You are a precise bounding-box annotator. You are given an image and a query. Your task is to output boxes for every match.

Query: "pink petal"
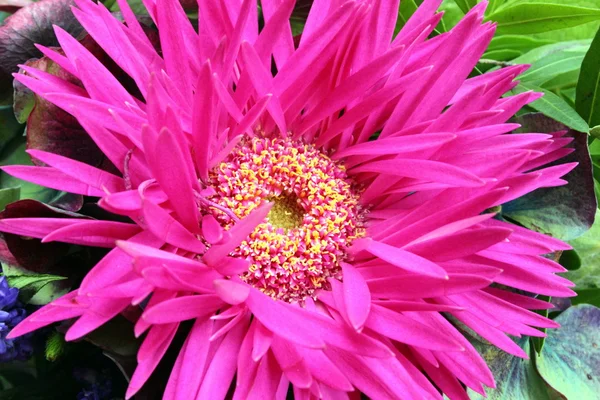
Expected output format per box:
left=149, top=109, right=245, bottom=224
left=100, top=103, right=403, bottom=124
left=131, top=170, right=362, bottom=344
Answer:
left=366, top=304, right=463, bottom=351
left=42, top=220, right=140, bottom=247
left=142, top=295, right=224, bottom=324
left=140, top=199, right=205, bottom=253
left=352, top=238, right=448, bottom=278
left=1, top=166, right=107, bottom=197
left=340, top=262, right=371, bottom=331
left=204, top=202, right=272, bottom=265
left=213, top=279, right=251, bottom=305
left=196, top=315, right=250, bottom=399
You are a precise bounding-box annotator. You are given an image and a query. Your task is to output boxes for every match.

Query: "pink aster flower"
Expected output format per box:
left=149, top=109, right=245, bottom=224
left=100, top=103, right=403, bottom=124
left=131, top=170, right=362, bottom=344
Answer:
left=0, top=0, right=577, bottom=398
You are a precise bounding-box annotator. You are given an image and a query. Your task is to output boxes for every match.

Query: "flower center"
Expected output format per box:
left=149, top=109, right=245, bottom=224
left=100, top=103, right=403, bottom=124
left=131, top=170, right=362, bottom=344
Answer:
left=207, top=136, right=365, bottom=301
left=267, top=194, right=305, bottom=231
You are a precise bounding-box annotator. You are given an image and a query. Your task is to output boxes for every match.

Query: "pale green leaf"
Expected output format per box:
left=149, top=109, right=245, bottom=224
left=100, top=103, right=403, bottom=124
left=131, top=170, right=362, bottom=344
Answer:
left=4, top=273, right=66, bottom=303
left=487, top=4, right=600, bottom=35
left=536, top=305, right=600, bottom=399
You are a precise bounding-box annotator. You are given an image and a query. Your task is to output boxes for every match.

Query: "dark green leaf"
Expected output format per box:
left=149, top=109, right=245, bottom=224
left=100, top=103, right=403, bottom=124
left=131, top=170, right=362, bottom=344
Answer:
left=395, top=0, right=419, bottom=34
left=0, top=187, right=19, bottom=210
left=84, top=316, right=139, bottom=358
left=0, top=104, right=23, bottom=155
left=512, top=83, right=589, bottom=132
left=572, top=288, right=600, bottom=307
left=532, top=295, right=551, bottom=354
left=486, top=4, right=600, bottom=35
left=536, top=305, right=600, bottom=399
left=12, top=78, right=34, bottom=124
left=558, top=249, right=582, bottom=270
left=502, top=113, right=596, bottom=240
left=576, top=26, right=600, bottom=127
left=0, top=137, right=63, bottom=203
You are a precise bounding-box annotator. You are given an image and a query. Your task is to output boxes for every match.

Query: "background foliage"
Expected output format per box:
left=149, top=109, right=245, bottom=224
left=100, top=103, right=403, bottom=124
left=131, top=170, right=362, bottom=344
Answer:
left=0, top=0, right=599, bottom=398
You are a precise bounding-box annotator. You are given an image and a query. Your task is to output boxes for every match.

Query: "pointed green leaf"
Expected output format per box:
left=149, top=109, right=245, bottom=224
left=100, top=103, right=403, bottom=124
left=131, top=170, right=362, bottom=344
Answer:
left=512, top=83, right=589, bottom=132
left=576, top=26, right=600, bottom=128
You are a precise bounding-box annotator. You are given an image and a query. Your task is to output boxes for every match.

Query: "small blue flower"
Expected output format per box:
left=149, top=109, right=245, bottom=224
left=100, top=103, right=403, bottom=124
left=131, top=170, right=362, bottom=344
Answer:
left=0, top=276, right=33, bottom=362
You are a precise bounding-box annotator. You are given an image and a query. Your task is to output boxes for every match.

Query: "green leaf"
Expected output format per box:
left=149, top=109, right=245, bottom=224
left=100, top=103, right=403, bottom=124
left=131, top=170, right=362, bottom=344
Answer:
left=467, top=338, right=553, bottom=399
left=486, top=35, right=555, bottom=54
left=566, top=209, right=600, bottom=290
left=483, top=35, right=555, bottom=62
left=0, top=187, right=19, bottom=210
left=437, top=0, right=464, bottom=32
left=519, top=50, right=586, bottom=86
left=542, top=69, right=581, bottom=92
left=3, top=272, right=66, bottom=303
left=558, top=249, right=582, bottom=271
left=512, top=40, right=591, bottom=65
left=0, top=136, right=62, bottom=203
left=532, top=295, right=551, bottom=354
left=453, top=0, right=477, bottom=14
left=591, top=125, right=600, bottom=139
left=481, top=49, right=522, bottom=62
left=486, top=4, right=600, bottom=35
left=0, top=105, right=23, bottom=155
left=109, top=0, right=147, bottom=15
left=536, top=305, right=600, bottom=399
left=572, top=288, right=600, bottom=307
left=486, top=0, right=505, bottom=15
left=502, top=114, right=596, bottom=240
left=576, top=26, right=600, bottom=128
left=84, top=316, right=139, bottom=358
left=395, top=0, right=419, bottom=34
left=512, top=83, right=589, bottom=132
